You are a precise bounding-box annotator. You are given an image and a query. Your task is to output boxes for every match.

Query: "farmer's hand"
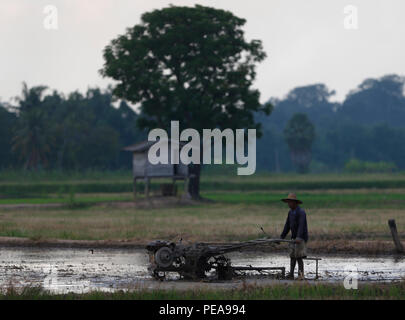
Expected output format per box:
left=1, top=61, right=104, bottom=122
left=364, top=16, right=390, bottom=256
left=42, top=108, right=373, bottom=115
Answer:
left=295, top=238, right=302, bottom=244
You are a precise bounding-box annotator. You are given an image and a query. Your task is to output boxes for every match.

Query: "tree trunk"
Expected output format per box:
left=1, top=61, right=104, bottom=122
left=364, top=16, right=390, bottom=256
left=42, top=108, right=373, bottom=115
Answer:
left=188, top=163, right=202, bottom=200
left=291, top=149, right=312, bottom=173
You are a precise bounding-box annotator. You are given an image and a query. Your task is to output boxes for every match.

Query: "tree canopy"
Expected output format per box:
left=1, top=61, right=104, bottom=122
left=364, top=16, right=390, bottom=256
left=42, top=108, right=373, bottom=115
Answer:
left=1, top=74, right=405, bottom=173
left=5, top=84, right=145, bottom=171
left=256, top=74, right=405, bottom=172
left=100, top=5, right=272, bottom=197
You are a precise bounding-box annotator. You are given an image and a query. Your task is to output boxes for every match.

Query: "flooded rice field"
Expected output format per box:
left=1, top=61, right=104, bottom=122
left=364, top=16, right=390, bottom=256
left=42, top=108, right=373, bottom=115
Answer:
left=0, top=246, right=404, bottom=294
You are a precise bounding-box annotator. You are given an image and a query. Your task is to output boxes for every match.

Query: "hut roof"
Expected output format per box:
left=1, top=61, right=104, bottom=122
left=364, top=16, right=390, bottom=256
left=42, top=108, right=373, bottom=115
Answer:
left=123, top=139, right=185, bottom=153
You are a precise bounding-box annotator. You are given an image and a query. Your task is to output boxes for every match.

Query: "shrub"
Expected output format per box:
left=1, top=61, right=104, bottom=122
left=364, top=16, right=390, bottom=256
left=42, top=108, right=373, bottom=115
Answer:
left=344, top=159, right=397, bottom=173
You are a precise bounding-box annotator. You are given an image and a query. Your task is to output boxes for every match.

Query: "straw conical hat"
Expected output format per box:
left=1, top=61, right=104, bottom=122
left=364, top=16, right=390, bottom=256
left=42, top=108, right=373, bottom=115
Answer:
left=281, top=193, right=302, bottom=204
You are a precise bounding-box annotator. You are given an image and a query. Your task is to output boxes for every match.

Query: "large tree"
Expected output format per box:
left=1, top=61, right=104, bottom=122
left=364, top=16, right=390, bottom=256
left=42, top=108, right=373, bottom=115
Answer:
left=284, top=113, right=315, bottom=173
left=100, top=5, right=272, bottom=198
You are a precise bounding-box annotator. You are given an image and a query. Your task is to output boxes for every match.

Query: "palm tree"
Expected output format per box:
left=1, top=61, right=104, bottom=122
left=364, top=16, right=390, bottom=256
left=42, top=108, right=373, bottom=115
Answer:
left=12, top=83, right=53, bottom=170
left=284, top=113, right=316, bottom=173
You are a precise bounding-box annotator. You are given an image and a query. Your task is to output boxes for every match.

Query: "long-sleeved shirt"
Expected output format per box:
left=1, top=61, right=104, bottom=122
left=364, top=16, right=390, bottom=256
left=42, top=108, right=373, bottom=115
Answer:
left=280, top=205, right=308, bottom=242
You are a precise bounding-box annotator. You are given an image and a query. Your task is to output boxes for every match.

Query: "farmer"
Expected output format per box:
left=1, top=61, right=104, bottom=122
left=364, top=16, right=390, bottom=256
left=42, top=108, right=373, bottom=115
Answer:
left=279, top=193, right=308, bottom=280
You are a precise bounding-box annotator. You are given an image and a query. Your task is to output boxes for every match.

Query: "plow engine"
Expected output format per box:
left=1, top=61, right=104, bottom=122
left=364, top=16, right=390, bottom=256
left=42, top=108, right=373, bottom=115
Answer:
left=146, top=238, right=293, bottom=281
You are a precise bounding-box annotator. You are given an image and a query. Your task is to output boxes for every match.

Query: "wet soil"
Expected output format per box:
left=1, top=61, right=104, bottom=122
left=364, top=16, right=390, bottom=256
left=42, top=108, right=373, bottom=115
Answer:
left=0, top=246, right=404, bottom=294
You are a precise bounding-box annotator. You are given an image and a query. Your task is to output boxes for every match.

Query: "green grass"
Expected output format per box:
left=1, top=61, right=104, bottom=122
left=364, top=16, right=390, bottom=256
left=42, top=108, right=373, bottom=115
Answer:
left=1, top=282, right=405, bottom=300
left=0, top=196, right=404, bottom=243
left=0, top=169, right=132, bottom=183
left=1, top=169, right=405, bottom=183
left=1, top=191, right=404, bottom=210
left=204, top=192, right=405, bottom=209
left=1, top=171, right=405, bottom=245
left=0, top=195, right=133, bottom=206
left=3, top=179, right=405, bottom=198
left=2, top=172, right=405, bottom=197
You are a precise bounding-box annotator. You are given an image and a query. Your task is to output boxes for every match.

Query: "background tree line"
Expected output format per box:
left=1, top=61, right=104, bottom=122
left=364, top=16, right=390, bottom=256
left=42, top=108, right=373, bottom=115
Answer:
left=1, top=74, right=405, bottom=173
left=256, top=74, right=405, bottom=172
left=0, top=84, right=146, bottom=170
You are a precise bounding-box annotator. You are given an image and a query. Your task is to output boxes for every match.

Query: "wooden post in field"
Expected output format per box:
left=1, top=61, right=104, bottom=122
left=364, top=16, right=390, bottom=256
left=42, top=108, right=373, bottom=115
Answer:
left=145, top=177, right=150, bottom=198
left=183, top=177, right=190, bottom=199
left=388, top=219, right=404, bottom=253
left=133, top=178, right=137, bottom=200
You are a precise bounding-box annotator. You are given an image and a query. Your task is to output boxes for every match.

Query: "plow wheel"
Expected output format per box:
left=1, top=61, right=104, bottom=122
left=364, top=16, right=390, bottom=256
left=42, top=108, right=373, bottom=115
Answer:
left=154, top=247, right=174, bottom=268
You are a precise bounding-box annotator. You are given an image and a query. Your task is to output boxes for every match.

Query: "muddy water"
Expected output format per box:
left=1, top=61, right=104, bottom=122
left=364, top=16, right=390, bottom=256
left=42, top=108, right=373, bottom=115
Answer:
left=228, top=251, right=405, bottom=282
left=0, top=246, right=404, bottom=294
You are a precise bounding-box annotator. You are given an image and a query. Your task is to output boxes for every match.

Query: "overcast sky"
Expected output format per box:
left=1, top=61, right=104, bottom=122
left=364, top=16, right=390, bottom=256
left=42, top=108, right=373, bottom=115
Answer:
left=1, top=0, right=405, bottom=105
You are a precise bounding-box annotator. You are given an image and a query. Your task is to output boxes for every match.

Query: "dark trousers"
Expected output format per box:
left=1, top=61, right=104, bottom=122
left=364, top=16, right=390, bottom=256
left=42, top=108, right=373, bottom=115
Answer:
left=290, top=257, right=304, bottom=276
